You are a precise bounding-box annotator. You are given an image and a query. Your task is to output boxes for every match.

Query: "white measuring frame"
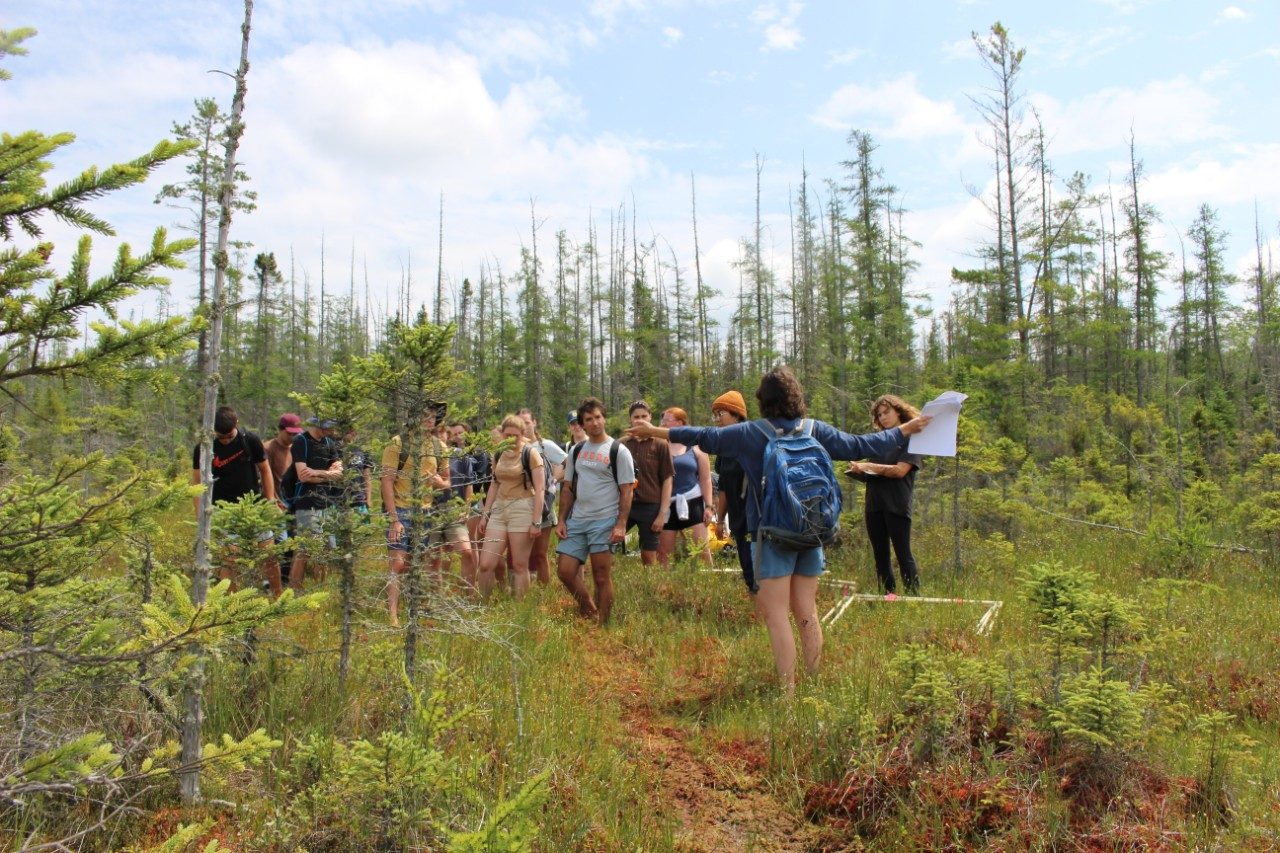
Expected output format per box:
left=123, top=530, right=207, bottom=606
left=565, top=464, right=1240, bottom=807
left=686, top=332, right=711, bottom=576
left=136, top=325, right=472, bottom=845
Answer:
left=699, top=568, right=1002, bottom=634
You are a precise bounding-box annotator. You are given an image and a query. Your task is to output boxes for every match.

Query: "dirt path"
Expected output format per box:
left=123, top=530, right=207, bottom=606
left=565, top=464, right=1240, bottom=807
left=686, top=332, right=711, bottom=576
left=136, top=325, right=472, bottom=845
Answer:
left=580, top=630, right=822, bottom=853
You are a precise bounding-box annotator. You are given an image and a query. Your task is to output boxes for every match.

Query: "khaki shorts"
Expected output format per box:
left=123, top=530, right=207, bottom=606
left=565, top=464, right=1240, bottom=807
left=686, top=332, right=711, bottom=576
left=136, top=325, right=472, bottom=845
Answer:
left=488, top=496, right=535, bottom=534
left=427, top=520, right=470, bottom=547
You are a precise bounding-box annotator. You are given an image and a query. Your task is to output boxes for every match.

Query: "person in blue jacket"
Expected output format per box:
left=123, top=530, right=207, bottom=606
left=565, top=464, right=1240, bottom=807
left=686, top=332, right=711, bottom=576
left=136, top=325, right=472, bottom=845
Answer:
left=627, top=365, right=930, bottom=693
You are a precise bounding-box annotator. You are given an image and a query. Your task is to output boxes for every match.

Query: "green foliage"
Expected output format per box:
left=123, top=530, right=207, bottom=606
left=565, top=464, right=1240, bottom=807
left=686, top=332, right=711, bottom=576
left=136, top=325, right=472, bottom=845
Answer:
left=209, top=493, right=287, bottom=580
left=279, top=665, right=545, bottom=851
left=0, top=27, right=36, bottom=81
left=1048, top=667, right=1134, bottom=751
left=125, top=820, right=226, bottom=853
left=1234, top=453, right=1280, bottom=559
left=891, top=644, right=958, bottom=761
left=1189, top=710, right=1257, bottom=825
left=447, top=770, right=550, bottom=853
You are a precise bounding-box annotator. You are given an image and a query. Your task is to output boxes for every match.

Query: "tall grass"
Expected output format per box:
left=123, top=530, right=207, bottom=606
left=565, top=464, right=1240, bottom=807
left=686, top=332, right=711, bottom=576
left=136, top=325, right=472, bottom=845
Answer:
left=174, top=513, right=1279, bottom=850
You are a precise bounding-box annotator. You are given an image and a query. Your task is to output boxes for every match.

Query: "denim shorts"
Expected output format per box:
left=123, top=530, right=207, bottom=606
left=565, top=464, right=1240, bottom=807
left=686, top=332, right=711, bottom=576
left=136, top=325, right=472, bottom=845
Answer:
left=557, top=516, right=618, bottom=563
left=754, top=537, right=824, bottom=581
left=388, top=507, right=418, bottom=553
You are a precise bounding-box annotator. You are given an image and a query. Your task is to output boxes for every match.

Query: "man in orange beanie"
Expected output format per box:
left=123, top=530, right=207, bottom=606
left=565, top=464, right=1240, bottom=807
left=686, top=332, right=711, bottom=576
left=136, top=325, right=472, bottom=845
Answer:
left=711, top=390, right=754, bottom=591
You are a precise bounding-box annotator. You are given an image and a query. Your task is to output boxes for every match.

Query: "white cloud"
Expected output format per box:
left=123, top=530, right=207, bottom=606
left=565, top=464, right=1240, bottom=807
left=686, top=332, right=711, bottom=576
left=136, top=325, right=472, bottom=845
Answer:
left=1024, top=26, right=1135, bottom=67
left=1092, top=0, right=1156, bottom=13
left=0, top=52, right=208, bottom=143
left=662, top=25, right=684, bottom=45
left=750, top=2, right=804, bottom=52
left=213, top=37, right=673, bottom=315
left=1029, top=76, right=1228, bottom=155
left=1217, top=6, right=1249, bottom=22
left=454, top=15, right=579, bottom=69
left=941, top=37, right=973, bottom=61
left=824, top=48, right=863, bottom=68
left=1141, top=144, right=1280, bottom=219
left=812, top=74, right=969, bottom=141
left=903, top=195, right=997, bottom=307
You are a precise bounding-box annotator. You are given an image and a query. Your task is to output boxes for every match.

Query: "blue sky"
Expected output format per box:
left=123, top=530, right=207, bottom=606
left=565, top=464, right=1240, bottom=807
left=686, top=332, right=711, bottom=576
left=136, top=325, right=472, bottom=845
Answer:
left=5, top=0, right=1278, bottom=331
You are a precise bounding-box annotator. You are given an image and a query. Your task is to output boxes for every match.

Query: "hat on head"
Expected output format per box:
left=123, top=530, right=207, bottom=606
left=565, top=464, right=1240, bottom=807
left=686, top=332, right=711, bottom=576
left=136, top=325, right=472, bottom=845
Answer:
left=567, top=410, right=580, bottom=425
left=308, top=416, right=340, bottom=429
left=712, top=390, right=748, bottom=420
left=278, top=413, right=304, bottom=434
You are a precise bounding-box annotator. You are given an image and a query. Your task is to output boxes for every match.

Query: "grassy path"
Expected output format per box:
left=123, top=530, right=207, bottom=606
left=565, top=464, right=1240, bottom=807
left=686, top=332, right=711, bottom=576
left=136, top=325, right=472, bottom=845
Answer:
left=577, top=598, right=821, bottom=853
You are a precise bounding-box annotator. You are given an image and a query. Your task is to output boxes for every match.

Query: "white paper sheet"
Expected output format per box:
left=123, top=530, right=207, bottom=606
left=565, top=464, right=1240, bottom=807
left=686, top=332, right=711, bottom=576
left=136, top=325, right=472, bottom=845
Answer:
left=907, top=390, right=967, bottom=457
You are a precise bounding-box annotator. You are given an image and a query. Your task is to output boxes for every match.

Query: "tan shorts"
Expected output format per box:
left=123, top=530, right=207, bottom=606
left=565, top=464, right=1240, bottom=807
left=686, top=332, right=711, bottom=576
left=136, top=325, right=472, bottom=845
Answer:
left=427, top=521, right=470, bottom=547
left=488, top=496, right=535, bottom=534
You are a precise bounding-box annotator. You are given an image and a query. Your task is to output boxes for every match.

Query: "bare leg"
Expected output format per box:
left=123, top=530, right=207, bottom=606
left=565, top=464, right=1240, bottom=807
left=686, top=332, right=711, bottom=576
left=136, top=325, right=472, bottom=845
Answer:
left=657, top=529, right=676, bottom=567
left=467, top=515, right=484, bottom=561
left=589, top=551, right=615, bottom=625
left=557, top=552, right=597, bottom=619
left=387, top=549, right=406, bottom=628
left=477, top=530, right=507, bottom=599
left=257, top=539, right=283, bottom=597
left=289, top=552, right=307, bottom=590
left=790, top=574, right=822, bottom=677
left=756, top=576, right=797, bottom=693
left=453, top=536, right=478, bottom=593
left=529, top=527, right=553, bottom=584
left=508, top=530, right=536, bottom=598
left=688, top=522, right=713, bottom=566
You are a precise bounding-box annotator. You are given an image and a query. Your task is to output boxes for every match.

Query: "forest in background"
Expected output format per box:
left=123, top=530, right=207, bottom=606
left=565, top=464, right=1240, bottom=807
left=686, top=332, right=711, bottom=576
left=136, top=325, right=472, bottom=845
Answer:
left=3, top=13, right=1279, bottom=851
left=63, top=21, right=1276, bottom=564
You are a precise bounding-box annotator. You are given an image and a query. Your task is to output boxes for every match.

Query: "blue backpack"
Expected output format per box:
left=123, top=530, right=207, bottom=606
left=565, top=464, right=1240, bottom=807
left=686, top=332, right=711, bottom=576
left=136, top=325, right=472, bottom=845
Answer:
left=752, top=419, right=842, bottom=550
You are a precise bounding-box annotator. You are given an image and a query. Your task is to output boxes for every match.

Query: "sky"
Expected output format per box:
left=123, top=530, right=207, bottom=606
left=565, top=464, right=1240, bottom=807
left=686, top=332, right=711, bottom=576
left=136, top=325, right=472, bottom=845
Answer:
left=5, top=0, right=1279, bottom=334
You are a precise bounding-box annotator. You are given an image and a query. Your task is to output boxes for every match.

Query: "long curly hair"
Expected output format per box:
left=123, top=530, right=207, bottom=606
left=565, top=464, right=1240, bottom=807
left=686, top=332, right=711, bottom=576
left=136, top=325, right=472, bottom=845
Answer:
left=756, top=366, right=807, bottom=419
left=870, top=394, right=919, bottom=428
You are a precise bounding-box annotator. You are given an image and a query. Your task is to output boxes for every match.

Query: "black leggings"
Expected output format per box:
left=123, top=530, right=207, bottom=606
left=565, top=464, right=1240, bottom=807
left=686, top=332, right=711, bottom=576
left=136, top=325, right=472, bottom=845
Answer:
left=865, top=511, right=919, bottom=594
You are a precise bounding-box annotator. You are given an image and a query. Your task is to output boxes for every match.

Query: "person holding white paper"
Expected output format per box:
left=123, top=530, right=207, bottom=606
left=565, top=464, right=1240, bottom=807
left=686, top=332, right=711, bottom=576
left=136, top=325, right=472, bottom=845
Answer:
left=845, top=394, right=923, bottom=597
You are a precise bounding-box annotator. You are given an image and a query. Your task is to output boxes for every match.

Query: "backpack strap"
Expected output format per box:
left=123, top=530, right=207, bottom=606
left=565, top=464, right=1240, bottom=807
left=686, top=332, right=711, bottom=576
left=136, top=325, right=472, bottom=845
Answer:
left=397, top=436, right=446, bottom=474
left=752, top=418, right=779, bottom=441
left=570, top=441, right=584, bottom=491
left=521, top=444, right=533, bottom=491
left=397, top=435, right=410, bottom=472
left=292, top=432, right=310, bottom=502
left=241, top=431, right=263, bottom=493
left=569, top=439, right=622, bottom=490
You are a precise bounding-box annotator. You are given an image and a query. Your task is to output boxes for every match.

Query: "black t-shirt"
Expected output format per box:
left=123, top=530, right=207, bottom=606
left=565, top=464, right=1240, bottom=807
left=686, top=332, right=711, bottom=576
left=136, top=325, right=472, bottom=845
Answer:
left=443, top=451, right=475, bottom=503
left=192, top=430, right=266, bottom=504
left=469, top=450, right=492, bottom=496
left=342, top=444, right=374, bottom=508
left=290, top=432, right=342, bottom=511
left=863, top=443, right=923, bottom=517
left=714, top=453, right=747, bottom=535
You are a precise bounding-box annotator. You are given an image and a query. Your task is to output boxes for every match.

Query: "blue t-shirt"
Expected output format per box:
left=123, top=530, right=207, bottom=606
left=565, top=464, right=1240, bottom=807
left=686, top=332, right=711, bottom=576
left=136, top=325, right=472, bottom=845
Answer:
left=668, top=419, right=906, bottom=534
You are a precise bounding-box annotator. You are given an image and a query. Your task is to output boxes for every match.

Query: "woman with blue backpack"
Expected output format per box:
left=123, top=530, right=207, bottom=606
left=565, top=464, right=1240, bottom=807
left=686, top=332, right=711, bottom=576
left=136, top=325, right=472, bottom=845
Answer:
left=627, top=366, right=931, bottom=693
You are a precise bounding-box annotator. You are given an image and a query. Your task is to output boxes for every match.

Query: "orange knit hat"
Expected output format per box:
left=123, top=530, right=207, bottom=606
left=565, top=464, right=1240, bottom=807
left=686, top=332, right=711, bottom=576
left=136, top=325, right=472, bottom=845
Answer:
left=712, top=390, right=748, bottom=420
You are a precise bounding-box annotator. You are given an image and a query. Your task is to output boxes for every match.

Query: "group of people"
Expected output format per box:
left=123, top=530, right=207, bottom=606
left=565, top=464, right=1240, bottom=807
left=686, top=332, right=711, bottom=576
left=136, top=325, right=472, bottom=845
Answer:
left=193, top=365, right=931, bottom=691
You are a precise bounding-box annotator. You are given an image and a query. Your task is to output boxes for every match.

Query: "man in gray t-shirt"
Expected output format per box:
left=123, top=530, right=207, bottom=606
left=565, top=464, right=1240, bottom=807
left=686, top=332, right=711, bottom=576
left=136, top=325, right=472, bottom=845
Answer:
left=556, top=398, right=636, bottom=624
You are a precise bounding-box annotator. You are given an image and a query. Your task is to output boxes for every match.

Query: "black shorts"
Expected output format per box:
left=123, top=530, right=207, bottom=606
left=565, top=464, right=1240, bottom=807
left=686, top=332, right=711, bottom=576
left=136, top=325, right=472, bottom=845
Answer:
left=664, top=497, right=706, bottom=532
left=626, top=501, right=662, bottom=552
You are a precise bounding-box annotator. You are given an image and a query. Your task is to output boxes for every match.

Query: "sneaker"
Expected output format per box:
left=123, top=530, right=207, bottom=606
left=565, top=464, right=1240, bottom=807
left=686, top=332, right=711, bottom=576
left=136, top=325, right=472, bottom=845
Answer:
left=884, top=592, right=898, bottom=601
